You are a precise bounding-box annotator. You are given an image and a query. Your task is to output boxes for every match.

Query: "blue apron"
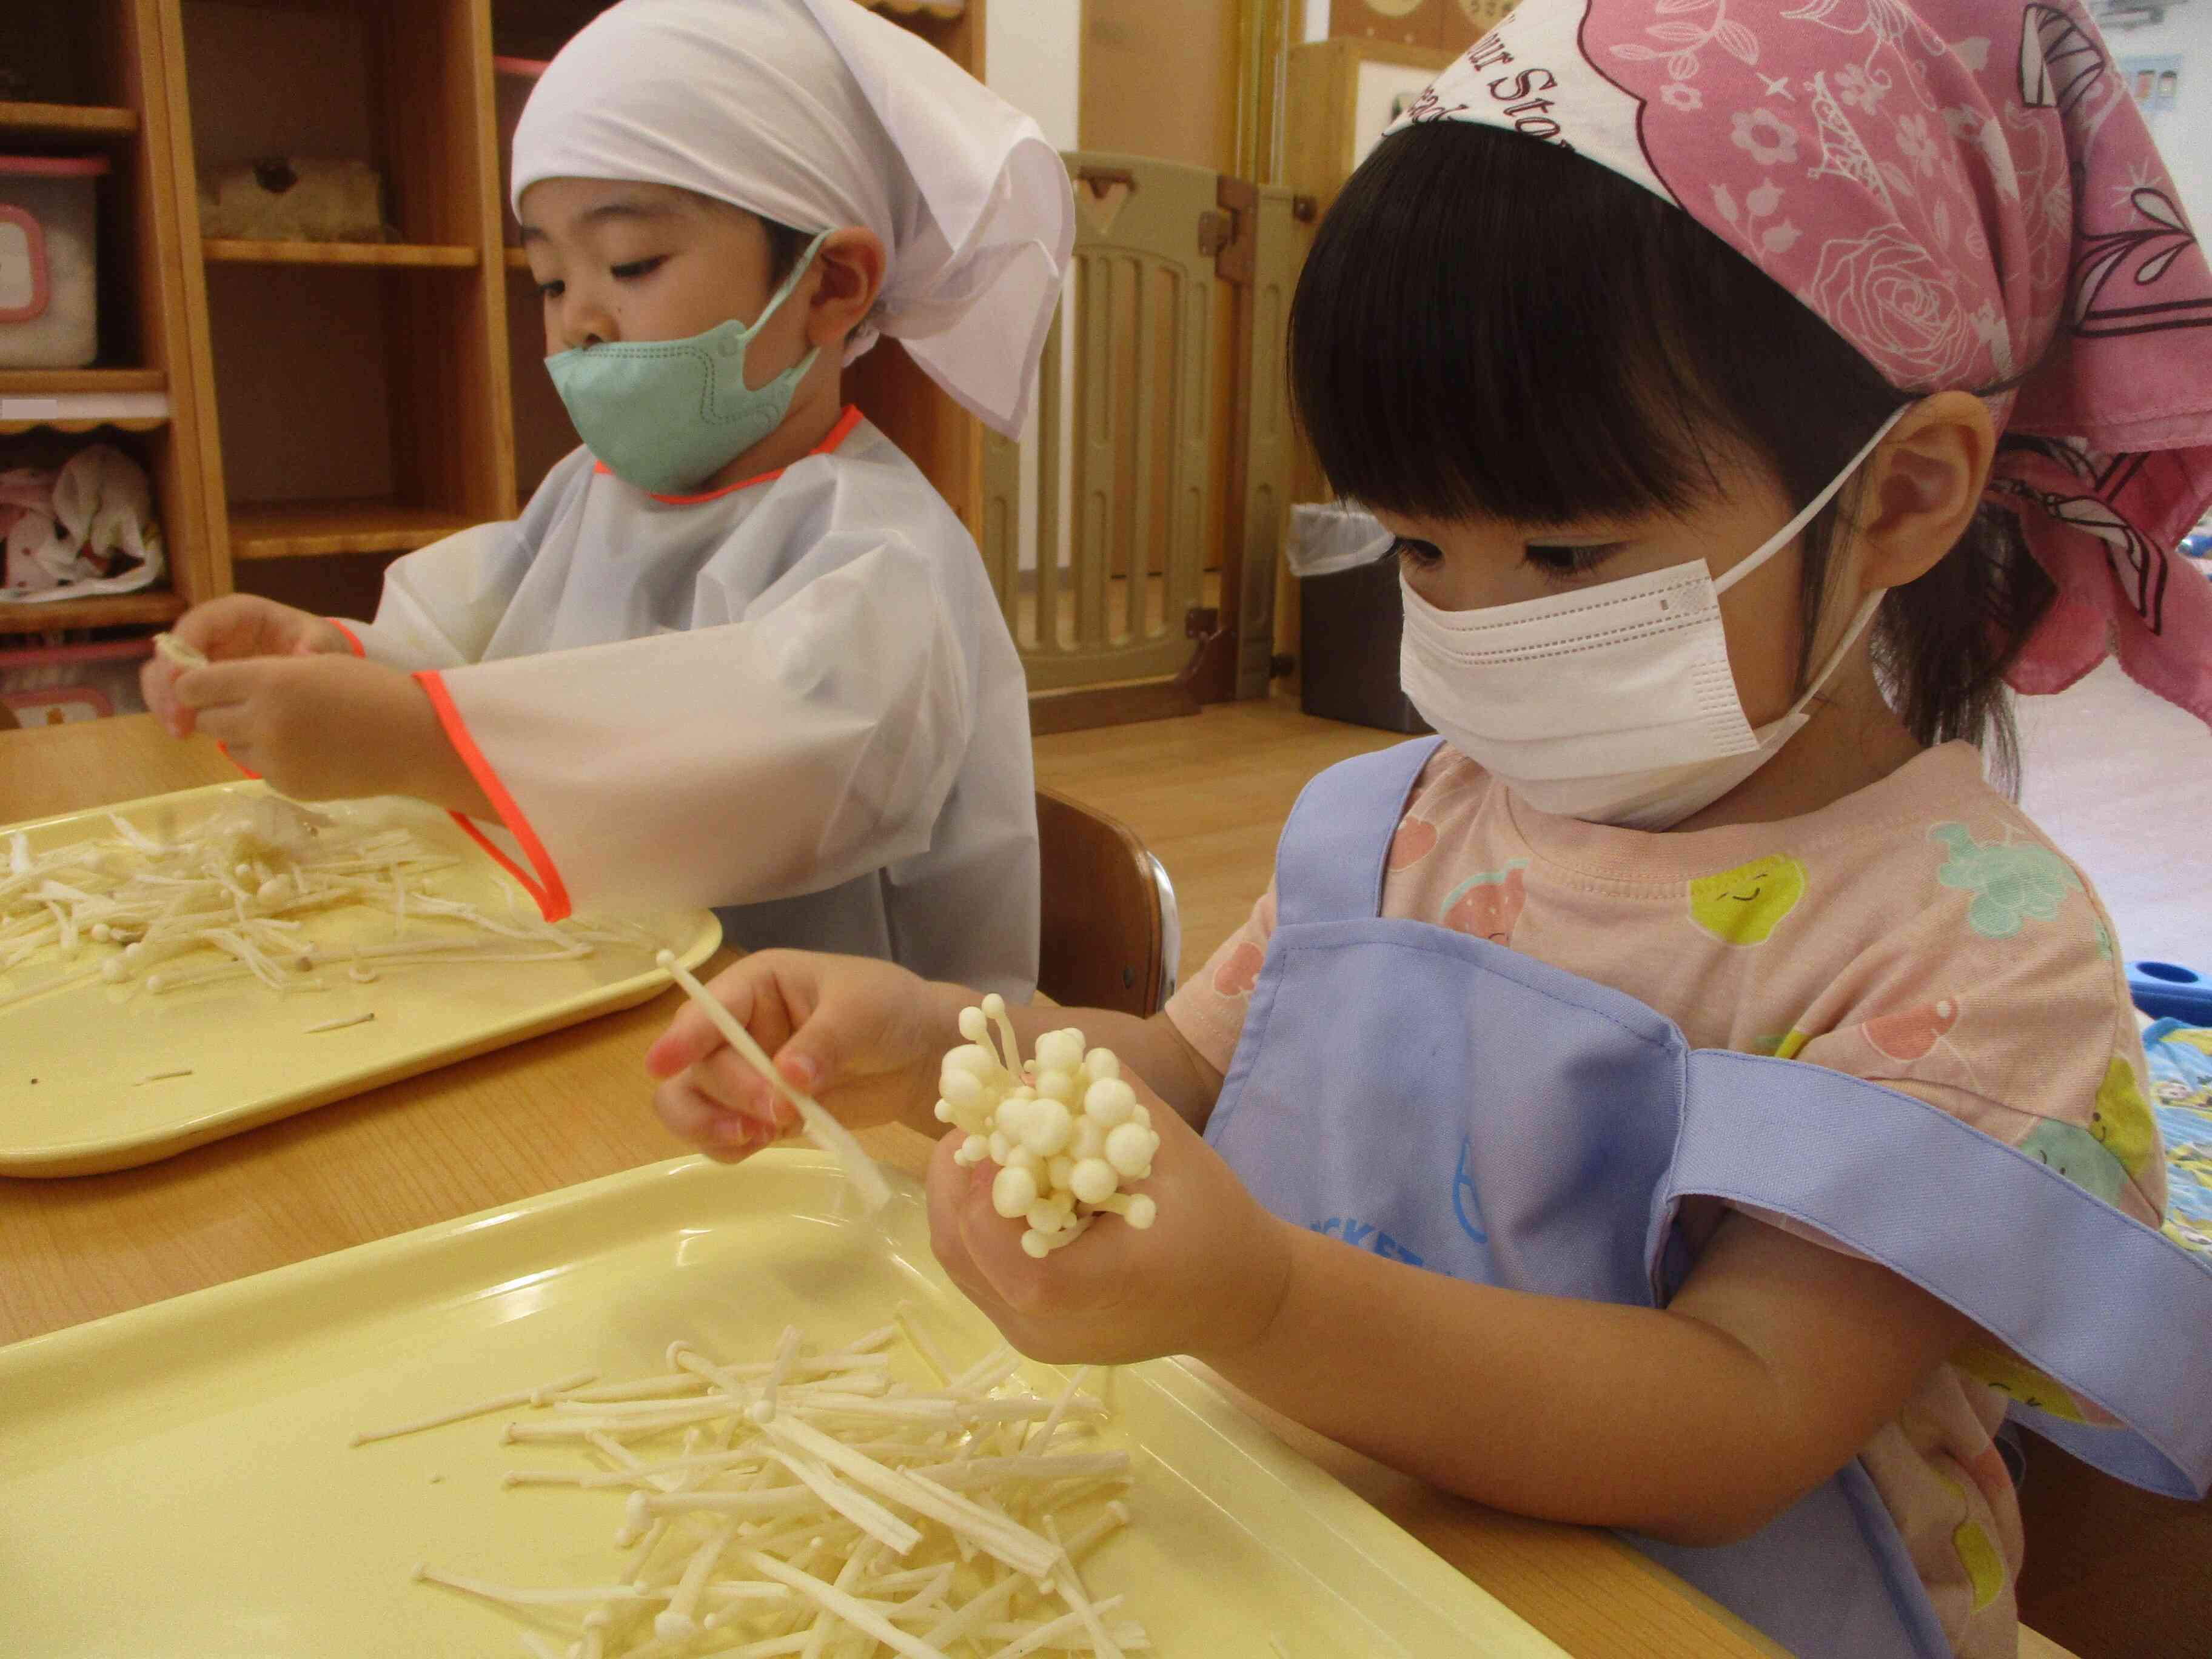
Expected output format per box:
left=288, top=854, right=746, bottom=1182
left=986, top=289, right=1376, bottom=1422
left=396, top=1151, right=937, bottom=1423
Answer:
left=1204, top=739, right=2212, bottom=1659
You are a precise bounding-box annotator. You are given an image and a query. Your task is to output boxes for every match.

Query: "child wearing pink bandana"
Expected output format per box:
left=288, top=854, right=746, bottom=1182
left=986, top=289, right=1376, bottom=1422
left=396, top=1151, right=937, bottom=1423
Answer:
left=647, top=3, right=2212, bottom=1653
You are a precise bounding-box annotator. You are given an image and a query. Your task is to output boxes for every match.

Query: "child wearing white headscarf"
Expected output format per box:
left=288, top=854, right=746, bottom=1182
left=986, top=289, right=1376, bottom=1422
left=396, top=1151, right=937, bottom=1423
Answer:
left=146, top=0, right=1072, bottom=1000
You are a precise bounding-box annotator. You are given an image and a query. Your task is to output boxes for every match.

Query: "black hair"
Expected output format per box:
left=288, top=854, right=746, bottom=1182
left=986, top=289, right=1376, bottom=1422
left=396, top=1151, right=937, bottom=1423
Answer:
left=760, top=215, right=812, bottom=286
left=1289, top=120, right=2056, bottom=788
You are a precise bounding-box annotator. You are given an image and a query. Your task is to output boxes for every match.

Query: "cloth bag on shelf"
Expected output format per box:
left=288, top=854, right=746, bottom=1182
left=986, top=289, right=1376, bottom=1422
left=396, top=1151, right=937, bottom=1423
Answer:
left=0, top=443, right=164, bottom=602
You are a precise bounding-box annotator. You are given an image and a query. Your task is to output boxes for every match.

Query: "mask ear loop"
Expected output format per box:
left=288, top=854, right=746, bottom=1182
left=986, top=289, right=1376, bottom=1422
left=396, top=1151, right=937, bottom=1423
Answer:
left=1712, top=405, right=1912, bottom=597
left=1726, top=404, right=1914, bottom=720
left=735, top=228, right=836, bottom=391
left=757, top=229, right=834, bottom=324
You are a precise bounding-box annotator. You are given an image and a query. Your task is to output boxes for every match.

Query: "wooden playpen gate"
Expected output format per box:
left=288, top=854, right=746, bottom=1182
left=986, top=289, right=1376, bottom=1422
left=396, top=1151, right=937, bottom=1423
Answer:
left=979, top=153, right=1301, bottom=732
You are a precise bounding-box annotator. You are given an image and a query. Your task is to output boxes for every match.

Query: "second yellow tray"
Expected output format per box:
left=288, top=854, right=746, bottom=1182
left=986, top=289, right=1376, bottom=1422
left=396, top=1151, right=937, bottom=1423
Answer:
left=0, top=780, right=720, bottom=1175
left=0, top=1150, right=1567, bottom=1657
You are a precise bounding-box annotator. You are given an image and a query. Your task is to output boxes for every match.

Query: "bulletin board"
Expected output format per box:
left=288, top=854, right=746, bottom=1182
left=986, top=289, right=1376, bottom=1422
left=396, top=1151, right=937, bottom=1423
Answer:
left=2120, top=52, right=2183, bottom=148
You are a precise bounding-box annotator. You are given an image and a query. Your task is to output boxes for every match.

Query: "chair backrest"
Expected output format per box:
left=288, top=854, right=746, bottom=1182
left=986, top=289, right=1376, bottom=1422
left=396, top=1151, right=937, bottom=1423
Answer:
left=1034, top=787, right=1181, bottom=1017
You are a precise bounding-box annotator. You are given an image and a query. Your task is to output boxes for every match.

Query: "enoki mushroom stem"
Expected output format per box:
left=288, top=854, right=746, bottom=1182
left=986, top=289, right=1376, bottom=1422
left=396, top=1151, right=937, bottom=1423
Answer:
left=390, top=1321, right=1141, bottom=1658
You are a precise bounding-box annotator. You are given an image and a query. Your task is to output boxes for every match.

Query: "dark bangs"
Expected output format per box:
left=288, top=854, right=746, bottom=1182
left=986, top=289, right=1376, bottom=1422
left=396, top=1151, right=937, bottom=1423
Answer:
left=1289, top=119, right=1895, bottom=526
left=1289, top=118, right=2060, bottom=782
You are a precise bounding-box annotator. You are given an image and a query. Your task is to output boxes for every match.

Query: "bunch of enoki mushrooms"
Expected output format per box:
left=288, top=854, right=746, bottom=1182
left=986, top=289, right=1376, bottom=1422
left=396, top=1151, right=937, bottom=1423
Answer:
left=1, top=789, right=643, bottom=1016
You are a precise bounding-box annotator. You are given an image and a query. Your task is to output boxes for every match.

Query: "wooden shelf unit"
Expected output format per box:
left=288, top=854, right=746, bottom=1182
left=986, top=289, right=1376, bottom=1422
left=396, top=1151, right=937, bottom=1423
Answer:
left=202, top=238, right=480, bottom=268
left=0, top=101, right=141, bottom=137
left=227, top=499, right=477, bottom=560
left=0, top=589, right=186, bottom=634
left=0, top=1, right=213, bottom=642
left=0, top=368, right=166, bottom=395
left=161, top=0, right=512, bottom=594
left=0, top=417, right=167, bottom=436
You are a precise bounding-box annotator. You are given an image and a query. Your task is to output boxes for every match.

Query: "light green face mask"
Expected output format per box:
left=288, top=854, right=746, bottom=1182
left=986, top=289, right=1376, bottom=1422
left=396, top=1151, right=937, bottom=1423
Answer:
left=546, top=229, right=830, bottom=495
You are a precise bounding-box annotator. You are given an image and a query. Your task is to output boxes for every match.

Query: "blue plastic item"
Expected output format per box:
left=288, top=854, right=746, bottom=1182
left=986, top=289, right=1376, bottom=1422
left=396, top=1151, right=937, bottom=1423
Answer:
left=2127, top=960, right=2212, bottom=1023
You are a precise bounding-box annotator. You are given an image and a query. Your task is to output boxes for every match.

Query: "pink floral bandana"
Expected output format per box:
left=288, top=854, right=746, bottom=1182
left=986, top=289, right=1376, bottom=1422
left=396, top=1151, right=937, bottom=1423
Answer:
left=1388, top=0, right=2212, bottom=728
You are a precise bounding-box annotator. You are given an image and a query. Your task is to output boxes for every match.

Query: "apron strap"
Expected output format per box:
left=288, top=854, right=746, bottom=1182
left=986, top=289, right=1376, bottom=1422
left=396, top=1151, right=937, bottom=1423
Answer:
left=1669, top=1050, right=2212, bottom=1500
left=1274, top=737, right=1446, bottom=929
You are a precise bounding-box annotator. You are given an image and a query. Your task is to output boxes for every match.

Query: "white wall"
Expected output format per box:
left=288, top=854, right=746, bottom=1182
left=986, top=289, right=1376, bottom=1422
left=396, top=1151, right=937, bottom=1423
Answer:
left=2102, top=3, right=2212, bottom=235
left=987, top=0, right=1081, bottom=148
left=985, top=0, right=1081, bottom=578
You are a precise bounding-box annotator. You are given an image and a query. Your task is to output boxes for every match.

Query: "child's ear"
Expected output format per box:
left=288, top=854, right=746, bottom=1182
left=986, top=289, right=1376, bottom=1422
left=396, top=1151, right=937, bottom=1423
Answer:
left=1854, top=391, right=1998, bottom=589
left=806, top=228, right=886, bottom=349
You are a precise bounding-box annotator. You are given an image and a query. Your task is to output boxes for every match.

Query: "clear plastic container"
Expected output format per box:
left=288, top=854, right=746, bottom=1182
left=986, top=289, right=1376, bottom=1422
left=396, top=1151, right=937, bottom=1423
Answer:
left=0, top=155, right=110, bottom=369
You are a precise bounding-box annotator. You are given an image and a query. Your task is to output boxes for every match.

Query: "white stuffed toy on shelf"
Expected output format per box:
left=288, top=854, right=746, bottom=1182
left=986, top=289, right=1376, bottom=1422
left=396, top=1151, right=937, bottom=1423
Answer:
left=935, top=995, right=1161, bottom=1257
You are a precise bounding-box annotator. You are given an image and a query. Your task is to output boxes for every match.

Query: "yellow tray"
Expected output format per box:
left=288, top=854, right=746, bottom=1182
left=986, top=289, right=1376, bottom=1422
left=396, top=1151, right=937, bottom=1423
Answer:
left=0, top=781, right=721, bottom=1176
left=0, top=1151, right=1567, bottom=1657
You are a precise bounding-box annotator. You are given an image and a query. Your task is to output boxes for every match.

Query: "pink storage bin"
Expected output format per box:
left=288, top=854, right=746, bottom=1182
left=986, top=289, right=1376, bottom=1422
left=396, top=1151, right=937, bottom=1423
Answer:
left=0, top=156, right=110, bottom=370
left=0, top=636, right=150, bottom=728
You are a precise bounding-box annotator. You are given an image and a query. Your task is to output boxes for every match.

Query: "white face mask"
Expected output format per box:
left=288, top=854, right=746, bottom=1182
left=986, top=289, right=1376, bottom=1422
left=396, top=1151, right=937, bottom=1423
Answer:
left=1397, top=410, right=1906, bottom=831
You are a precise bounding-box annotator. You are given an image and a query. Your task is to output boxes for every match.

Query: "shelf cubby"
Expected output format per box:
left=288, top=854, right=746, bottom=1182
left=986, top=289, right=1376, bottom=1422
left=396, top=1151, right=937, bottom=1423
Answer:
left=0, top=0, right=213, bottom=642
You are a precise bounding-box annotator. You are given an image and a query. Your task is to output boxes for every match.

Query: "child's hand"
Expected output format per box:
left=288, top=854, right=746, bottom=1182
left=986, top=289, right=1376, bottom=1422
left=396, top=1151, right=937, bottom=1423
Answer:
left=925, top=1072, right=1295, bottom=1368
left=141, top=595, right=354, bottom=739
left=172, top=653, right=463, bottom=804
left=646, top=951, right=957, bottom=1162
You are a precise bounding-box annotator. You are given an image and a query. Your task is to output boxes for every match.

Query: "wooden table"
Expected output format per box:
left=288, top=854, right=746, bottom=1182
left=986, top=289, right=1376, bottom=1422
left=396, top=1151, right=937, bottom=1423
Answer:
left=0, top=714, right=1781, bottom=1659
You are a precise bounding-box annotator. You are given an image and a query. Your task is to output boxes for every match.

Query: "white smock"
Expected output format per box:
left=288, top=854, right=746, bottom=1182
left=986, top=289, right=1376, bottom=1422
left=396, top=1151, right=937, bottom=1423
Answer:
left=345, top=414, right=1039, bottom=1001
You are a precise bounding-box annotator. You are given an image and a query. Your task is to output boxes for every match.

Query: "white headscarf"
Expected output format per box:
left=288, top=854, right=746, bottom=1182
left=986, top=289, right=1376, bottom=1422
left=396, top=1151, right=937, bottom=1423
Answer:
left=511, top=0, right=1073, bottom=438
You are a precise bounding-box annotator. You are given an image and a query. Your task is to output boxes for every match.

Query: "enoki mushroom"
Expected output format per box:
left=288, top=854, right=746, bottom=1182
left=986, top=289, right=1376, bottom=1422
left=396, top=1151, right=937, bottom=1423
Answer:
left=934, top=1000, right=1161, bottom=1259
left=0, top=794, right=648, bottom=1014
left=153, top=631, right=209, bottom=671
left=380, top=1315, right=1145, bottom=1658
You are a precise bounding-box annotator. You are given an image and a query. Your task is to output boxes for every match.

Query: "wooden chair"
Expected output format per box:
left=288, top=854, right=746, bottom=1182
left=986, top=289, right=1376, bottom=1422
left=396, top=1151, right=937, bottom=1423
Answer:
left=1034, top=788, right=1179, bottom=1017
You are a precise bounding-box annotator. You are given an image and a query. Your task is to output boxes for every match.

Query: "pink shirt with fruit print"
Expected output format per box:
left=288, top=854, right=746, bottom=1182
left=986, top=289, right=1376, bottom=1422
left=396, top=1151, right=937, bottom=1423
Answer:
left=1167, top=740, right=2164, bottom=1659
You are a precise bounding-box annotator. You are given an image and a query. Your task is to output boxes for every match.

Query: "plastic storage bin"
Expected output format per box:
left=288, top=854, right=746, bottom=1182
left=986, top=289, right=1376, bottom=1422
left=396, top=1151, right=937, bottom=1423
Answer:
left=0, top=155, right=108, bottom=369
left=1287, top=501, right=1430, bottom=734
left=0, top=637, right=151, bottom=728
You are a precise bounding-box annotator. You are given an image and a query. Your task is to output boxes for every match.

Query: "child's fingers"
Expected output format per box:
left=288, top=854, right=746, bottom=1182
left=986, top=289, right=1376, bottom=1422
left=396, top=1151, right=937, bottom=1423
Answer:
left=644, top=956, right=846, bottom=1096
left=139, top=657, right=192, bottom=739
left=925, top=1134, right=1008, bottom=1311
left=646, top=962, right=775, bottom=1077
left=172, top=660, right=264, bottom=712
left=188, top=703, right=246, bottom=745
left=762, top=968, right=893, bottom=1096
left=652, top=1074, right=780, bottom=1162
left=688, top=1047, right=803, bottom=1130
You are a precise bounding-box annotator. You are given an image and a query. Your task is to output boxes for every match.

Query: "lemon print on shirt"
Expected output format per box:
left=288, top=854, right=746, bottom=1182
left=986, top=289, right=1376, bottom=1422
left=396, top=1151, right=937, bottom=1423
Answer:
left=2091, top=1056, right=2158, bottom=1182
left=1954, top=1341, right=2102, bottom=1423
left=1934, top=1474, right=2006, bottom=1613
left=1688, top=854, right=1808, bottom=946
